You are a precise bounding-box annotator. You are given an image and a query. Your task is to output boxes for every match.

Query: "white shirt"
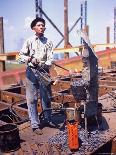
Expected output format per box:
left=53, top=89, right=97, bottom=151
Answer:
left=19, top=35, right=53, bottom=67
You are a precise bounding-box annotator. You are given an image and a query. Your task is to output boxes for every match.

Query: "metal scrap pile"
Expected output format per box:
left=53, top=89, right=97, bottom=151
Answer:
left=49, top=127, right=116, bottom=155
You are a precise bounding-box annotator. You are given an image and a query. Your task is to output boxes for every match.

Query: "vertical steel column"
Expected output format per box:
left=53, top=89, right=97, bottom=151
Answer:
left=80, top=3, right=83, bottom=44
left=114, top=7, right=116, bottom=43
left=84, top=1, right=89, bottom=36
left=64, top=0, right=69, bottom=58
left=84, top=1, right=87, bottom=26
left=35, top=0, right=42, bottom=18
left=55, top=17, right=81, bottom=48
left=81, top=1, right=88, bottom=42
left=106, top=26, right=110, bottom=44
left=39, top=0, right=42, bottom=18
left=0, top=17, right=4, bottom=53
left=35, top=0, right=39, bottom=18
left=84, top=25, right=89, bottom=36
left=80, top=3, right=83, bottom=30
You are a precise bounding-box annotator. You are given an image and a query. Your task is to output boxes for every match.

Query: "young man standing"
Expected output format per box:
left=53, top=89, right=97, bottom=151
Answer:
left=19, top=18, right=54, bottom=134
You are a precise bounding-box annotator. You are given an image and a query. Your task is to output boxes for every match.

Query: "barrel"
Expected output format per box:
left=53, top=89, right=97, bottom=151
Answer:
left=0, top=123, right=21, bottom=153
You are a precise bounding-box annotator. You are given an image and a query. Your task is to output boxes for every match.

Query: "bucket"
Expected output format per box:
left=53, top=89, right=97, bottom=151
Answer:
left=0, top=123, right=21, bottom=153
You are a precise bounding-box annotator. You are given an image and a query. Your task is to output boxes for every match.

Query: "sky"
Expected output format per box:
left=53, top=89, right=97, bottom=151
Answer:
left=0, top=0, right=116, bottom=52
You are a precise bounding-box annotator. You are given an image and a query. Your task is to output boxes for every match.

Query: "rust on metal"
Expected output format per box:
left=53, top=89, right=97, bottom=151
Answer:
left=0, top=68, right=115, bottom=154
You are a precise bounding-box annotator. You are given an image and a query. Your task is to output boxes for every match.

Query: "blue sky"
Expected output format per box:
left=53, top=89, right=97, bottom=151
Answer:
left=0, top=0, right=116, bottom=52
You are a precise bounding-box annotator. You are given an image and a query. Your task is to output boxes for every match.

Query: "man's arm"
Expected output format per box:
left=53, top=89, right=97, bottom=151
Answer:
left=45, top=41, right=53, bottom=66
left=19, top=39, right=31, bottom=63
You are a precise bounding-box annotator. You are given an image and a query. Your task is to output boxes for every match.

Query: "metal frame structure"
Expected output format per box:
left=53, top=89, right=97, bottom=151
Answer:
left=35, top=0, right=42, bottom=18
left=0, top=17, right=4, bottom=53
left=114, top=7, right=116, bottom=43
left=35, top=0, right=83, bottom=49
left=80, top=1, right=88, bottom=43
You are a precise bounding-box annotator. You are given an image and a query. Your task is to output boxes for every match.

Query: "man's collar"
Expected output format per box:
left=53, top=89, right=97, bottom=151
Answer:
left=35, top=34, right=44, bottom=40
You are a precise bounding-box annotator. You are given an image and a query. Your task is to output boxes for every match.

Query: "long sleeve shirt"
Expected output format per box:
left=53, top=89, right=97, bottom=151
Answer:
left=19, top=35, right=53, bottom=67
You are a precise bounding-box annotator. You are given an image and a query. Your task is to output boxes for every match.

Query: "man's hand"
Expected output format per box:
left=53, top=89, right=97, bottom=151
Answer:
left=28, top=56, right=42, bottom=65
left=31, top=58, right=37, bottom=64
left=28, top=57, right=40, bottom=65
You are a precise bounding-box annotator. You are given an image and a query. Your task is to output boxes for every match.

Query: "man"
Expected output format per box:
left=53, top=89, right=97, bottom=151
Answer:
left=19, top=17, right=54, bottom=134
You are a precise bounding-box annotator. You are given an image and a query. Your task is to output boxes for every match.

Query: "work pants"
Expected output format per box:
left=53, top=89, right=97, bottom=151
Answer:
left=26, top=66, right=52, bottom=129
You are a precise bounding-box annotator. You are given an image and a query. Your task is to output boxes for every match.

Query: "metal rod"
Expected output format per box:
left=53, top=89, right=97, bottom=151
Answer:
left=52, top=62, right=70, bottom=72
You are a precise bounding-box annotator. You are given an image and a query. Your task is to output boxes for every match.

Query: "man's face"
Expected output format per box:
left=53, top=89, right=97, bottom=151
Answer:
left=33, top=21, right=45, bottom=35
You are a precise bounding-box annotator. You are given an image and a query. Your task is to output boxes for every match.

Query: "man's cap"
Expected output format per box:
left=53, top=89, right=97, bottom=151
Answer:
left=30, top=18, right=45, bottom=29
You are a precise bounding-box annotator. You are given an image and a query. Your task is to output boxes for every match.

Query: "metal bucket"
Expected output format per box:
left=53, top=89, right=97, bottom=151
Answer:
left=0, top=123, right=21, bottom=153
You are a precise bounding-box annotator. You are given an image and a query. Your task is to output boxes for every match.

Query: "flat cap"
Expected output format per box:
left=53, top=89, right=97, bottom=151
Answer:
left=30, top=18, right=45, bottom=29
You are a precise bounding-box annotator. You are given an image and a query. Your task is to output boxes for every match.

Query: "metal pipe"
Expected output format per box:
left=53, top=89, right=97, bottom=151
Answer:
left=64, top=0, right=69, bottom=47
left=106, top=26, right=110, bottom=44
left=64, top=0, right=69, bottom=58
